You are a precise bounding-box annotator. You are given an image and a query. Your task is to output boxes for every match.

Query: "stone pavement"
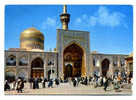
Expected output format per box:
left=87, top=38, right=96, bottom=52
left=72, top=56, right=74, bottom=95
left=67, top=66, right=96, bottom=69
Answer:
left=5, top=82, right=132, bottom=95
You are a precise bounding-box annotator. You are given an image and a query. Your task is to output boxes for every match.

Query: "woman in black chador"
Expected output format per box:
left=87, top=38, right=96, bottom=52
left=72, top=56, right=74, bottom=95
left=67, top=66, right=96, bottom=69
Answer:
left=73, top=78, right=77, bottom=87
left=33, top=78, right=36, bottom=89
left=55, top=78, right=59, bottom=87
left=4, top=80, right=10, bottom=91
left=43, top=78, right=47, bottom=88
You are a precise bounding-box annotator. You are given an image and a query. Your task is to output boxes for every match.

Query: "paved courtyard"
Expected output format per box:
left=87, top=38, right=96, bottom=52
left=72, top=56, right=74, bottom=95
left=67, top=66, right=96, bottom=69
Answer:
left=5, top=82, right=132, bottom=95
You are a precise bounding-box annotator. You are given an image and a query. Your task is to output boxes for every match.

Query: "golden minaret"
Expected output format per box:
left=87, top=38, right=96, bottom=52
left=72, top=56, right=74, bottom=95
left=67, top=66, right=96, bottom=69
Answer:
left=60, top=5, right=70, bottom=30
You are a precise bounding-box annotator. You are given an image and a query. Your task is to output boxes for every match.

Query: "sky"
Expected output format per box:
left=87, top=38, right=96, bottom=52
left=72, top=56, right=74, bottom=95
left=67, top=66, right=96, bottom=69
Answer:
left=5, top=5, right=133, bottom=54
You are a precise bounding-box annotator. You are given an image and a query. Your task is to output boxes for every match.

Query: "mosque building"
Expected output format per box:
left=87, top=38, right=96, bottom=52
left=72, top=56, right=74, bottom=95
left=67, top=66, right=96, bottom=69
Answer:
left=5, top=5, right=132, bottom=81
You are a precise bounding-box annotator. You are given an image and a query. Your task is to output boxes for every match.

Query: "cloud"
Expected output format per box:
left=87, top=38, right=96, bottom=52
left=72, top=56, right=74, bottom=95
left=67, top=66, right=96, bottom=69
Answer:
left=90, top=16, right=97, bottom=26
left=74, top=6, right=127, bottom=28
left=74, top=14, right=89, bottom=27
left=46, top=17, right=56, bottom=26
left=82, top=14, right=88, bottom=20
left=75, top=18, right=82, bottom=23
left=41, top=17, right=59, bottom=30
left=90, top=6, right=126, bottom=27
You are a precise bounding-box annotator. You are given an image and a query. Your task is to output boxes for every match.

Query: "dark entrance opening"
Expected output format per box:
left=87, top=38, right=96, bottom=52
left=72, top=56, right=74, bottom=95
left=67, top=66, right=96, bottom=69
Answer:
left=5, top=72, right=15, bottom=83
left=64, top=64, right=73, bottom=79
left=101, top=59, right=110, bottom=76
left=63, top=43, right=83, bottom=79
left=31, top=58, right=44, bottom=78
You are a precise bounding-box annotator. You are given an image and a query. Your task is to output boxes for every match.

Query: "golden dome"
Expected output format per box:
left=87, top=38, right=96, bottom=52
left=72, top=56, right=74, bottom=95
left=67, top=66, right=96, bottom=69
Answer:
left=20, top=27, right=44, bottom=40
left=20, top=27, right=44, bottom=50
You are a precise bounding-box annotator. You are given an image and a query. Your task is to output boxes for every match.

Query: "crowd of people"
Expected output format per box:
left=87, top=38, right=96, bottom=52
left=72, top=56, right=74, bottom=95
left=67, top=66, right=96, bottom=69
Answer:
left=5, top=77, right=25, bottom=93
left=88, top=71, right=133, bottom=91
left=4, top=77, right=60, bottom=93
left=4, top=71, right=132, bottom=93
left=29, top=77, right=60, bottom=89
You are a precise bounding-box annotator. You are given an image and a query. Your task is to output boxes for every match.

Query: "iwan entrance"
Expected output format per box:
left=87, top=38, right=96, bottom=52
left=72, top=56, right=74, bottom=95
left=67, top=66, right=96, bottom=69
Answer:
left=31, top=58, right=44, bottom=78
left=63, top=43, right=84, bottom=80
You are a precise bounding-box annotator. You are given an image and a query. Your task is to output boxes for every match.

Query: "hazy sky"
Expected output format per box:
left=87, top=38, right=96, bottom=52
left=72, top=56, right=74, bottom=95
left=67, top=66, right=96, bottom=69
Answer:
left=5, top=5, right=133, bottom=54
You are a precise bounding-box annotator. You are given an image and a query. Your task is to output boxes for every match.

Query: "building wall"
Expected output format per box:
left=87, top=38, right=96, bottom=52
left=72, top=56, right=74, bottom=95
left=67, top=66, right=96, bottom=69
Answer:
left=5, top=50, right=58, bottom=81
left=56, top=29, right=90, bottom=78
left=5, top=50, right=129, bottom=81
left=125, top=57, right=133, bottom=75
left=90, top=53, right=128, bottom=77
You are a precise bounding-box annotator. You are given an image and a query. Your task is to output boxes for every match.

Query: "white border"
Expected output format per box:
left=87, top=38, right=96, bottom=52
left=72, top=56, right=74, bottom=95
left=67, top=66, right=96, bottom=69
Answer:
left=0, top=0, right=135, bottom=99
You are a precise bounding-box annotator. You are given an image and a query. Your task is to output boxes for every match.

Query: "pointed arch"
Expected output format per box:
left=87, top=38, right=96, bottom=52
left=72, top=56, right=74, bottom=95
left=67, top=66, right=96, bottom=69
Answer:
left=63, top=42, right=85, bottom=79
left=6, top=55, right=16, bottom=66
left=31, top=57, right=44, bottom=78
left=101, top=58, right=110, bottom=76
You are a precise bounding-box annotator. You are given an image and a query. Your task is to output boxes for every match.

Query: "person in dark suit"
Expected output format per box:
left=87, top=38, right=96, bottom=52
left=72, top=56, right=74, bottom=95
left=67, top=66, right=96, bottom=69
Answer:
left=35, top=77, right=39, bottom=89
left=33, top=78, right=36, bottom=89
left=29, top=77, right=33, bottom=89
left=48, top=79, right=53, bottom=88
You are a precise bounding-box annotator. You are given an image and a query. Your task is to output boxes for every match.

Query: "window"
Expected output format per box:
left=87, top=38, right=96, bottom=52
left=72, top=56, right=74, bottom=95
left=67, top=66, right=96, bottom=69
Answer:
left=120, top=59, right=125, bottom=66
left=6, top=55, right=16, bottom=66
left=18, top=72, right=26, bottom=80
left=48, top=60, right=54, bottom=66
left=129, top=63, right=133, bottom=71
left=19, top=56, right=28, bottom=66
left=93, top=58, right=96, bottom=66
left=113, top=60, right=117, bottom=66
left=96, top=60, right=100, bottom=66
left=93, top=58, right=99, bottom=67
left=5, top=71, right=15, bottom=82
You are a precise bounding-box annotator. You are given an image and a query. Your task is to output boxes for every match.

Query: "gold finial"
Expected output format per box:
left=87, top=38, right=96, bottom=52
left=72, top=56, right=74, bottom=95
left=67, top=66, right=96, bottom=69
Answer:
left=63, top=5, right=67, bottom=13
left=60, top=5, right=70, bottom=30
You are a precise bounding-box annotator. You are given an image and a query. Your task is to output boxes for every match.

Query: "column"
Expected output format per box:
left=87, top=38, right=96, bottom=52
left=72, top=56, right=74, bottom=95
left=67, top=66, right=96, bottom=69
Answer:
left=109, top=59, right=113, bottom=77
left=15, top=52, right=19, bottom=80
left=59, top=52, right=64, bottom=80
left=86, top=51, right=91, bottom=76
left=28, top=52, right=31, bottom=80
left=118, top=56, right=121, bottom=73
left=44, top=53, right=46, bottom=78
left=44, top=64, right=46, bottom=78
left=90, top=54, right=93, bottom=77
left=99, top=58, right=102, bottom=76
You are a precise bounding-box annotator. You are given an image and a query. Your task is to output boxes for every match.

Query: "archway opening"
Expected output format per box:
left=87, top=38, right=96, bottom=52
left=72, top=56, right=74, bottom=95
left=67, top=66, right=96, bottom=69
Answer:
left=5, top=71, right=15, bottom=83
left=101, top=59, right=110, bottom=77
left=63, top=43, right=84, bottom=80
left=65, top=64, right=73, bottom=78
left=31, top=58, right=44, bottom=78
left=6, top=55, right=16, bottom=66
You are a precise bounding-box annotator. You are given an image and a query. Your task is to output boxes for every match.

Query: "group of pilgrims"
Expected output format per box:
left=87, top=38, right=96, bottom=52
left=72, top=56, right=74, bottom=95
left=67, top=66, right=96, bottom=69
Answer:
left=4, top=77, right=60, bottom=92
left=4, top=71, right=132, bottom=93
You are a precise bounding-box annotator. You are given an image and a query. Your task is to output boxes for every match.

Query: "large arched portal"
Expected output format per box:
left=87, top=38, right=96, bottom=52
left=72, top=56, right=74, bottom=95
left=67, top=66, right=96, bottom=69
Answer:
left=101, top=59, right=110, bottom=76
left=63, top=43, right=84, bottom=80
left=31, top=58, right=44, bottom=78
